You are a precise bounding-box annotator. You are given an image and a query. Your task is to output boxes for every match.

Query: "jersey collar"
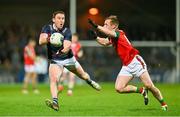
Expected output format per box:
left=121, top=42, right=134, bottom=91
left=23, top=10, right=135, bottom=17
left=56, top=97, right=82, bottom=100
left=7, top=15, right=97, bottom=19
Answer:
left=52, top=23, right=64, bottom=32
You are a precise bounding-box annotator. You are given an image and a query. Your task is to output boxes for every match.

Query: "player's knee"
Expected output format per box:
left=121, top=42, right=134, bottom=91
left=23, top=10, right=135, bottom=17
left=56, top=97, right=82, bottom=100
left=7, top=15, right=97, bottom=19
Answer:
left=49, top=76, right=58, bottom=82
left=144, top=83, right=154, bottom=90
left=115, top=86, right=124, bottom=93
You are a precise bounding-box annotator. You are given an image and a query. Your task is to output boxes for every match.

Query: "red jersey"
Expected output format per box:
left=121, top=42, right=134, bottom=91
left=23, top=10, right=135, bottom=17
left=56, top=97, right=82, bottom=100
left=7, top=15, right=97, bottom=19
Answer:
left=71, top=42, right=81, bottom=59
left=110, top=30, right=139, bottom=66
left=24, top=45, right=36, bottom=65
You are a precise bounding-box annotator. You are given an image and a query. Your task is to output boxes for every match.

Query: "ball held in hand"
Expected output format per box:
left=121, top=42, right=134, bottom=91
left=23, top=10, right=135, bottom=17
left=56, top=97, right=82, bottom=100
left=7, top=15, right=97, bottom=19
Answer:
left=50, top=33, right=64, bottom=47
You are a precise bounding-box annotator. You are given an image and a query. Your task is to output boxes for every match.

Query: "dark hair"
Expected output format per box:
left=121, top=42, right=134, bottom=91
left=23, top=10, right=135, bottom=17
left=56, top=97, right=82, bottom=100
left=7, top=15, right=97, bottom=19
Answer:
left=105, top=15, right=119, bottom=27
left=52, top=11, right=65, bottom=18
left=73, top=33, right=79, bottom=37
left=28, top=38, right=36, bottom=43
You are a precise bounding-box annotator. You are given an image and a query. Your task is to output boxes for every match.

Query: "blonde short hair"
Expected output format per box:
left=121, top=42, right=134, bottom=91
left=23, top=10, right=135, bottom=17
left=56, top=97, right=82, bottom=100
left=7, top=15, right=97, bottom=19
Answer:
left=105, top=15, right=119, bottom=27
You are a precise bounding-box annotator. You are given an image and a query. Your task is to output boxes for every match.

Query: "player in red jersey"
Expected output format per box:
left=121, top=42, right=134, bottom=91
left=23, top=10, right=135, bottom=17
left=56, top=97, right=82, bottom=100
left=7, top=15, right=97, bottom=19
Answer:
left=88, top=16, right=167, bottom=111
left=22, top=39, right=39, bottom=94
left=71, top=33, right=83, bottom=59
left=58, top=33, right=84, bottom=96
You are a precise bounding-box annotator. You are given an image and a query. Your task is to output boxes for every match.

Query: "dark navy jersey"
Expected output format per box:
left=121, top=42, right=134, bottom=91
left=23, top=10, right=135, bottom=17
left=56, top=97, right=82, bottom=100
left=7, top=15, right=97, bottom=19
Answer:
left=41, top=24, right=73, bottom=60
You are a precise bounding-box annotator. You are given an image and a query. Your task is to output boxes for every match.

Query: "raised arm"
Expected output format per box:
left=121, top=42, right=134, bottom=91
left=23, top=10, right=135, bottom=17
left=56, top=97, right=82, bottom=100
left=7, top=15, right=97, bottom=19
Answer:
left=89, top=30, right=111, bottom=46
left=88, top=19, right=117, bottom=38
left=96, top=37, right=111, bottom=46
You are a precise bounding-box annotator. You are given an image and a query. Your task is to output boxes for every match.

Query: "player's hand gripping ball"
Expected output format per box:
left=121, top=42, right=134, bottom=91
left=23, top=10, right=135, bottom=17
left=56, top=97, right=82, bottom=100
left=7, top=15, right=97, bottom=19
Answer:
left=50, top=33, right=64, bottom=47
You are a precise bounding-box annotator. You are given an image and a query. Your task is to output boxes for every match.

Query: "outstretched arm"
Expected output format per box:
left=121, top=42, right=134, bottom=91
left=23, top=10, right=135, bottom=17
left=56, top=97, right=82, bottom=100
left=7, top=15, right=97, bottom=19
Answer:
left=89, top=30, right=111, bottom=46
left=96, top=37, right=111, bottom=46
left=97, top=26, right=117, bottom=38
left=88, top=19, right=117, bottom=38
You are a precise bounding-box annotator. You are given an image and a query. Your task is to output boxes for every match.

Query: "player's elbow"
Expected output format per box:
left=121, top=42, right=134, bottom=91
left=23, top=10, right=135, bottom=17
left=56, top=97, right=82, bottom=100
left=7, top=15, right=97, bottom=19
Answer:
left=39, top=38, right=46, bottom=45
left=97, top=41, right=108, bottom=46
left=103, top=42, right=111, bottom=47
left=39, top=40, right=43, bottom=45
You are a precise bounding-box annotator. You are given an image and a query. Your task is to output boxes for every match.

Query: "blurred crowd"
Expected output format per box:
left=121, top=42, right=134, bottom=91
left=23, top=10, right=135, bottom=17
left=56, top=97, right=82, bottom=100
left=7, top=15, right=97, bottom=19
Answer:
left=0, top=21, right=47, bottom=83
left=87, top=24, right=175, bottom=41
left=0, top=21, right=176, bottom=83
left=126, top=24, right=175, bottom=41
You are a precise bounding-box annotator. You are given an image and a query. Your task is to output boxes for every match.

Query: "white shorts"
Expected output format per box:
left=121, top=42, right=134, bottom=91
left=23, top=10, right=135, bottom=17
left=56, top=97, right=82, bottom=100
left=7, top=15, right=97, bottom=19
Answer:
left=63, top=67, right=69, bottom=73
left=51, top=56, right=80, bottom=70
left=24, top=64, right=36, bottom=73
left=118, top=55, right=147, bottom=78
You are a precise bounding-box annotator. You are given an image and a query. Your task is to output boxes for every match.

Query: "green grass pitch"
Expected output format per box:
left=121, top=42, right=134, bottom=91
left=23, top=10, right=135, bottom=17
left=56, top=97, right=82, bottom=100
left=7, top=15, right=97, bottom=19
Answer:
left=0, top=83, right=180, bottom=116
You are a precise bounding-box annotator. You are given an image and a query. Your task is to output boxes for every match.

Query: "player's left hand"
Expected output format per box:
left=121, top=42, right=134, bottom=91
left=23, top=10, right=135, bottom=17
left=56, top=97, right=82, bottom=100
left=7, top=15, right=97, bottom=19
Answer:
left=88, top=18, right=98, bottom=28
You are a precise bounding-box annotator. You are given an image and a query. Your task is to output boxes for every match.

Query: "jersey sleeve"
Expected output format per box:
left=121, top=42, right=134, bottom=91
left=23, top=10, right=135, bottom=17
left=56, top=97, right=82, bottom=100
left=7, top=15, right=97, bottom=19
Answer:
left=64, top=28, right=72, bottom=41
left=41, top=25, right=50, bottom=34
left=115, top=31, right=120, bottom=39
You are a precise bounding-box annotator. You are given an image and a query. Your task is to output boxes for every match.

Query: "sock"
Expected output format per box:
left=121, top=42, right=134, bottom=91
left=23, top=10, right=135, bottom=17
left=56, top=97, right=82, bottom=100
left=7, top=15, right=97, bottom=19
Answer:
left=68, top=82, right=74, bottom=89
left=53, top=98, right=58, bottom=105
left=159, top=99, right=166, bottom=106
left=86, top=79, right=92, bottom=84
left=136, top=87, right=144, bottom=94
left=68, top=88, right=73, bottom=91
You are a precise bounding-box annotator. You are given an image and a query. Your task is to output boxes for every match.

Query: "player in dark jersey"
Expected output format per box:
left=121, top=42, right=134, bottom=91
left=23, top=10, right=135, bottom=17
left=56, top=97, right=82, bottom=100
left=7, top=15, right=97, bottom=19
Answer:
left=88, top=16, right=167, bottom=111
left=39, top=11, right=101, bottom=111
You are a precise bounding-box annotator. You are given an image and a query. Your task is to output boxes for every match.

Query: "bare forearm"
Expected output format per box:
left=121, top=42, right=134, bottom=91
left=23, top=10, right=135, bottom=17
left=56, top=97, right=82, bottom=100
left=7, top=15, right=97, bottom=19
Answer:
left=96, top=37, right=111, bottom=46
left=61, top=40, right=71, bottom=53
left=61, top=46, right=70, bottom=53
left=88, top=18, right=116, bottom=38
left=39, top=38, right=48, bottom=45
left=39, top=33, right=49, bottom=45
left=97, top=26, right=116, bottom=38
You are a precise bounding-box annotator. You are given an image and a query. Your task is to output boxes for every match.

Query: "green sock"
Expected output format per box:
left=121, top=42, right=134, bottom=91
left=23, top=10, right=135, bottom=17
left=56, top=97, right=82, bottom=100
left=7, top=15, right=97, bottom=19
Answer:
left=136, top=87, right=143, bottom=93
left=136, top=87, right=139, bottom=93
left=159, top=99, right=166, bottom=105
